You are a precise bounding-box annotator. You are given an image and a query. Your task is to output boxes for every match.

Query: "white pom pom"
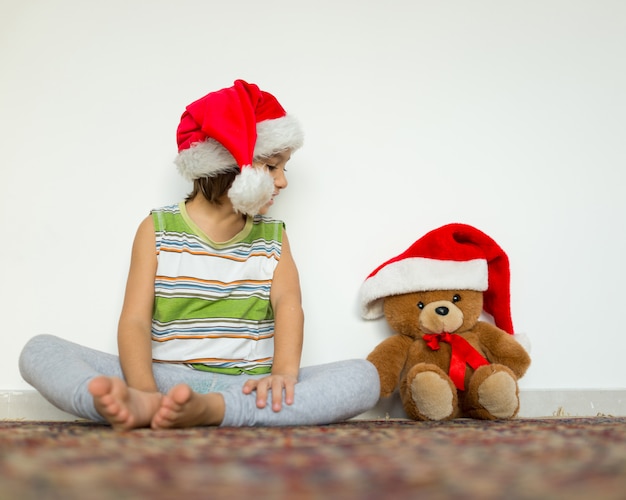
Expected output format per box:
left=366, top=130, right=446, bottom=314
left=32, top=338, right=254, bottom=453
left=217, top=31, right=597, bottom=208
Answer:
left=228, top=167, right=274, bottom=215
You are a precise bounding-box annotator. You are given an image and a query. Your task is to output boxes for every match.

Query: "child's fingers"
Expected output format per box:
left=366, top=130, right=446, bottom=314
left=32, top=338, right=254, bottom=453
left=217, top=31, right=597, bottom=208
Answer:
left=243, top=375, right=297, bottom=411
left=242, top=379, right=268, bottom=408
left=283, top=379, right=296, bottom=406
left=242, top=379, right=257, bottom=394
left=271, top=379, right=285, bottom=412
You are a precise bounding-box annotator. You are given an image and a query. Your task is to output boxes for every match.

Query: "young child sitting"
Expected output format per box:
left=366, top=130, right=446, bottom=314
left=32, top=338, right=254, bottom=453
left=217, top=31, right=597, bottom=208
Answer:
left=19, top=79, right=380, bottom=430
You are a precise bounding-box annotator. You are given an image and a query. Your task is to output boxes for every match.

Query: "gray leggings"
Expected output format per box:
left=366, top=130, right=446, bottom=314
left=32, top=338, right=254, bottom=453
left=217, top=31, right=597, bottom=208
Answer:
left=19, top=334, right=380, bottom=427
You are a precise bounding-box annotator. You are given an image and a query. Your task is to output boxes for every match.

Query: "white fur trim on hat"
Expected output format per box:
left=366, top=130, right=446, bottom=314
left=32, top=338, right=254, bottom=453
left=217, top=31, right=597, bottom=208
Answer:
left=228, top=167, right=275, bottom=215
left=359, top=257, right=488, bottom=320
left=255, top=115, right=304, bottom=159
left=174, top=114, right=303, bottom=182
left=174, top=138, right=236, bottom=181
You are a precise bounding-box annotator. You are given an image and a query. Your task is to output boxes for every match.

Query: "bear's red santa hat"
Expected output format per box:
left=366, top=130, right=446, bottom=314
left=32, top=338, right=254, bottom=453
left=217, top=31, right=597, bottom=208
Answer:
left=359, top=223, right=514, bottom=335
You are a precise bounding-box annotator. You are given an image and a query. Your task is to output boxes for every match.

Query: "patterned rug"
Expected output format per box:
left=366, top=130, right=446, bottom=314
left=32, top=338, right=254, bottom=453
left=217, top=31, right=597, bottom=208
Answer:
left=1, top=417, right=625, bottom=499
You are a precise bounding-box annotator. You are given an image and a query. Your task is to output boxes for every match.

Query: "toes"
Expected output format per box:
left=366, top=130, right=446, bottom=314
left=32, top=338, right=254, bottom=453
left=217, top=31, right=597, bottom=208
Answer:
left=88, top=376, right=113, bottom=397
left=170, top=384, right=193, bottom=406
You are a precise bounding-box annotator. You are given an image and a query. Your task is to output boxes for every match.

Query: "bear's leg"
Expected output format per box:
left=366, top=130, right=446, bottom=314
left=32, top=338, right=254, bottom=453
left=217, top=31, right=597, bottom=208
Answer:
left=401, top=363, right=459, bottom=421
left=464, top=364, right=519, bottom=420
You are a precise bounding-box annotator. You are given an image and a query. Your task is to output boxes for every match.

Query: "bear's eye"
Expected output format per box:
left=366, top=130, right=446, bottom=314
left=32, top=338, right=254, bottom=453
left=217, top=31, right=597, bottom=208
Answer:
left=452, top=294, right=461, bottom=303
left=417, top=302, right=424, bottom=310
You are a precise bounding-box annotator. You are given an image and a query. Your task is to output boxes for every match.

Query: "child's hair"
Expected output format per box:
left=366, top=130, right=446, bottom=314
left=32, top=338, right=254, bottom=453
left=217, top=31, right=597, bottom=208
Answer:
left=185, top=167, right=239, bottom=204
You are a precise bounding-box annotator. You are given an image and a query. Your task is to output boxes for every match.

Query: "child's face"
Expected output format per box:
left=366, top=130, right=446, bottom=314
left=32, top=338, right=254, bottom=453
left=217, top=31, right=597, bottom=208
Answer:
left=254, top=150, right=291, bottom=215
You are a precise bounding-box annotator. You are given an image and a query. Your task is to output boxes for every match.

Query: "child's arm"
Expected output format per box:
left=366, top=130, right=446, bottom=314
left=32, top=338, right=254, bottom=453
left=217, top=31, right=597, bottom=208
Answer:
left=243, top=230, right=304, bottom=411
left=116, top=215, right=159, bottom=393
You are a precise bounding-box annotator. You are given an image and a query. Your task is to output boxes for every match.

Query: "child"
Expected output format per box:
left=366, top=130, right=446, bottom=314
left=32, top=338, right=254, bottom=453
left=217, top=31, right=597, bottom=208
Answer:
left=19, top=80, right=380, bottom=430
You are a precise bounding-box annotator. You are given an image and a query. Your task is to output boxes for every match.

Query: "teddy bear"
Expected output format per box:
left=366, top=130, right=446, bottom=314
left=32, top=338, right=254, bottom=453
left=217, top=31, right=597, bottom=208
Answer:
left=359, top=223, right=531, bottom=421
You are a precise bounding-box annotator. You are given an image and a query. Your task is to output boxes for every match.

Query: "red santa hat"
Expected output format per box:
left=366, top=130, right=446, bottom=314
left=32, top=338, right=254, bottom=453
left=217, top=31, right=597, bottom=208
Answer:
left=359, top=223, right=514, bottom=335
left=174, top=79, right=304, bottom=214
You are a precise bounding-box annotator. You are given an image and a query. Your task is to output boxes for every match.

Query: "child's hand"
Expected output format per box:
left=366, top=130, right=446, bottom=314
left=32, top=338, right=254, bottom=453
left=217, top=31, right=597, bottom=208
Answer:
left=242, top=374, right=298, bottom=412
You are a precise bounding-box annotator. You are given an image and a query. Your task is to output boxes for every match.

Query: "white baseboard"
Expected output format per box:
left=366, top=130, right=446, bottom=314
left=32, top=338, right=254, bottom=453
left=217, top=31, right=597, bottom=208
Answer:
left=2, top=389, right=625, bottom=422
left=1, top=391, right=76, bottom=421
left=358, top=389, right=626, bottom=419
left=518, top=389, right=626, bottom=417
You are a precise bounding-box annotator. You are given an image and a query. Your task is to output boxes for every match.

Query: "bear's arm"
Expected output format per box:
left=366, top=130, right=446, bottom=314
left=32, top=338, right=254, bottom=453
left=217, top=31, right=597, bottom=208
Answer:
left=475, top=322, right=531, bottom=379
left=367, top=334, right=413, bottom=397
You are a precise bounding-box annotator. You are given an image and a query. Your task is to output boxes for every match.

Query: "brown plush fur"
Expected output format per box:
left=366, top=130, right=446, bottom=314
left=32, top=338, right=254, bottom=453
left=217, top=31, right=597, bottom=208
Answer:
left=367, top=290, right=530, bottom=421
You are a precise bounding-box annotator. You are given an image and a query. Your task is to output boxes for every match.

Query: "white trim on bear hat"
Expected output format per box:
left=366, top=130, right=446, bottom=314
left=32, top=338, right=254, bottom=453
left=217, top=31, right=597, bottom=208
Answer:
left=359, top=223, right=514, bottom=335
left=360, top=257, right=488, bottom=320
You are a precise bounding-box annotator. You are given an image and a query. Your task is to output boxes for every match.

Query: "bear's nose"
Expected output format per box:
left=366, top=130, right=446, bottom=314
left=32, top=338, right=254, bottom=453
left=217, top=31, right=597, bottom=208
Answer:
left=435, top=306, right=449, bottom=316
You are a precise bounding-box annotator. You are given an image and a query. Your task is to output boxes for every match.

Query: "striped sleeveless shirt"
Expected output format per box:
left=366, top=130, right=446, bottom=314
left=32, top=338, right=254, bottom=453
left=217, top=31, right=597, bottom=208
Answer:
left=150, top=202, right=284, bottom=374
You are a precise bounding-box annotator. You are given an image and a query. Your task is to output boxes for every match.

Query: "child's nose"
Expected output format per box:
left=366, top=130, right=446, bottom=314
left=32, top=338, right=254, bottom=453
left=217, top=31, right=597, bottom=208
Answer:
left=275, top=170, right=288, bottom=189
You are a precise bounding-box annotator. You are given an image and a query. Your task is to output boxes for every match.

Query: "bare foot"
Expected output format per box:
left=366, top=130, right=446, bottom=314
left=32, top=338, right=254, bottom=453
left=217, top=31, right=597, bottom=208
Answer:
left=88, top=376, right=162, bottom=431
left=151, top=384, right=225, bottom=429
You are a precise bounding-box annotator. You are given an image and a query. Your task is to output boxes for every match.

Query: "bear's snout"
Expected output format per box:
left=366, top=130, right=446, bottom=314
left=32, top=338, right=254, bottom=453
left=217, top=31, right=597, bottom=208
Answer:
left=435, top=306, right=449, bottom=316
left=419, top=300, right=464, bottom=334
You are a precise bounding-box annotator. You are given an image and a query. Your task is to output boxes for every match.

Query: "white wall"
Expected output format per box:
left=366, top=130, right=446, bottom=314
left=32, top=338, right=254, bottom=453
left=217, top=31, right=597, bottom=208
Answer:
left=2, top=0, right=625, bottom=393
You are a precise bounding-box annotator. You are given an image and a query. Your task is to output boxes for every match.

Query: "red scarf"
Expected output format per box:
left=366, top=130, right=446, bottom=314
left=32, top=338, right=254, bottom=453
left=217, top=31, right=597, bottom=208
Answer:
left=422, top=333, right=489, bottom=390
